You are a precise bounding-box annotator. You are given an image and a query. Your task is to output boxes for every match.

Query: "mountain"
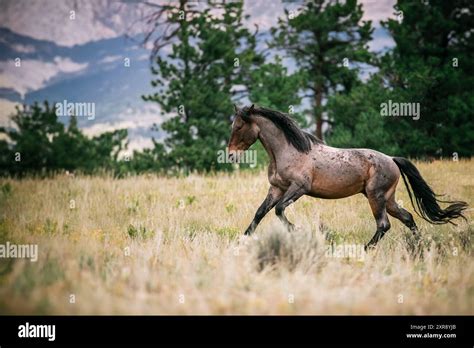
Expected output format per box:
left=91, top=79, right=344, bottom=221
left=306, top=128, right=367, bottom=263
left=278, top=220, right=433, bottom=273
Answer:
left=0, top=27, right=163, bottom=150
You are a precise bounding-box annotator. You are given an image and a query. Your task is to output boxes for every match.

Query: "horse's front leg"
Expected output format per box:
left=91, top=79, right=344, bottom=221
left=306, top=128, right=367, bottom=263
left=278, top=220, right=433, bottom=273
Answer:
left=275, top=182, right=307, bottom=231
left=244, top=186, right=283, bottom=235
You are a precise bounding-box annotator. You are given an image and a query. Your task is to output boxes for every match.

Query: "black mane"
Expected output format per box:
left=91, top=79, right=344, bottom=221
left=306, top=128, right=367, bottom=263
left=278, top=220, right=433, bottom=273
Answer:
left=243, top=106, right=323, bottom=153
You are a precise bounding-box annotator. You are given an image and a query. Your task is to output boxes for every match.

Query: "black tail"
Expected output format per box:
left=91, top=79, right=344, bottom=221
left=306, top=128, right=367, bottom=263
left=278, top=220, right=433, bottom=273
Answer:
left=392, top=157, right=468, bottom=225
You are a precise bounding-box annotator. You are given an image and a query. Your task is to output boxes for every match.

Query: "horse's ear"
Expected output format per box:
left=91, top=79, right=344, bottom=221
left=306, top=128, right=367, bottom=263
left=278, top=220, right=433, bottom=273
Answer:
left=233, top=104, right=239, bottom=113
left=242, top=104, right=255, bottom=122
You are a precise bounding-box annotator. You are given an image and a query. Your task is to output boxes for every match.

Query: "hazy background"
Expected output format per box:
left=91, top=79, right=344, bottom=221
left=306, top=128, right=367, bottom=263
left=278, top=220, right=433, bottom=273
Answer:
left=0, top=0, right=396, bottom=152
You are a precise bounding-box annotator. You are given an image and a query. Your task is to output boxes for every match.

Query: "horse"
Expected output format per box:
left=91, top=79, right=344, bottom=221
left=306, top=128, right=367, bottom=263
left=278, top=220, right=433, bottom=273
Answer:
left=227, top=104, right=468, bottom=250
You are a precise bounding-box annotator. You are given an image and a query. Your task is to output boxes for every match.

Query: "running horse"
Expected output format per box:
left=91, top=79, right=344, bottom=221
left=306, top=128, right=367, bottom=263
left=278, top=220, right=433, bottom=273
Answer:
left=227, top=104, right=468, bottom=249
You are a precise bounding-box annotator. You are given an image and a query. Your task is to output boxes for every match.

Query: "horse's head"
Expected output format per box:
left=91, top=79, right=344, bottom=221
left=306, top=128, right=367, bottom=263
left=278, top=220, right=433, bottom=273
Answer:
left=227, top=104, right=260, bottom=162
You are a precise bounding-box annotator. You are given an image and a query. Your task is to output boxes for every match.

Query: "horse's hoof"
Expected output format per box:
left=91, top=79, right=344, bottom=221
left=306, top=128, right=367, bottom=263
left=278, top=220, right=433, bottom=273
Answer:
left=244, top=227, right=257, bottom=237
left=364, top=244, right=375, bottom=252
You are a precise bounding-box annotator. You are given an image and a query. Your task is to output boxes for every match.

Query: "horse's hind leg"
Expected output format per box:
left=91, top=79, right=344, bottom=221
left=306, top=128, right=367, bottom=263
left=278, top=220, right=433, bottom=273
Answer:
left=386, top=195, right=422, bottom=254
left=386, top=196, right=418, bottom=234
left=365, top=192, right=391, bottom=250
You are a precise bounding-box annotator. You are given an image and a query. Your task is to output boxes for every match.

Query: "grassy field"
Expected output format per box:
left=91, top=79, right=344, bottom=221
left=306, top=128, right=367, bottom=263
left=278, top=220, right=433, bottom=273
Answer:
left=0, top=160, right=472, bottom=314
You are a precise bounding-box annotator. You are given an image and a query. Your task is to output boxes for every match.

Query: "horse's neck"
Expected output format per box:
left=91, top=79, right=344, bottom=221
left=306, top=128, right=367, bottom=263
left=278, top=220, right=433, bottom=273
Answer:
left=255, top=117, right=290, bottom=165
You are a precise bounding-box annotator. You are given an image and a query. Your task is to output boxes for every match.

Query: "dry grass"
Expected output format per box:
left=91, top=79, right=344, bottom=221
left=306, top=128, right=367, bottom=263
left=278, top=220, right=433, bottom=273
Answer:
left=0, top=160, right=472, bottom=314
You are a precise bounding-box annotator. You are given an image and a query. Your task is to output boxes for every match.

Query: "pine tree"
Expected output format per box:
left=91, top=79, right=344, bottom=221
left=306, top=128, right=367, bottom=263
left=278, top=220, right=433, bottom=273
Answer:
left=143, top=0, right=263, bottom=172
left=247, top=56, right=305, bottom=168
left=271, top=0, right=373, bottom=139
left=0, top=102, right=128, bottom=176
left=381, top=0, right=474, bottom=157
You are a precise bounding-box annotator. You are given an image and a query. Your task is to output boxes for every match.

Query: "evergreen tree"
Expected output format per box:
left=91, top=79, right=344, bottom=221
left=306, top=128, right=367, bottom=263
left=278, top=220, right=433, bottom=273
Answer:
left=327, top=0, right=473, bottom=158
left=0, top=102, right=61, bottom=175
left=247, top=56, right=305, bottom=167
left=271, top=0, right=373, bottom=139
left=143, top=0, right=263, bottom=172
left=326, top=75, right=401, bottom=155
left=380, top=0, right=474, bottom=157
left=0, top=102, right=128, bottom=176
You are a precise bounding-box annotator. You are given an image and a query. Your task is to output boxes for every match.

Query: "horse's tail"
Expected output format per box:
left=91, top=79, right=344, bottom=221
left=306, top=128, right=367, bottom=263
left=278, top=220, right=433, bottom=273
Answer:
left=392, top=157, right=468, bottom=225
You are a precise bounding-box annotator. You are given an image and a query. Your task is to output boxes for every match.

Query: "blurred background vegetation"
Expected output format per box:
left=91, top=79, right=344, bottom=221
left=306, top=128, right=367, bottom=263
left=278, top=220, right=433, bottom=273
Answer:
left=1, top=0, right=473, bottom=177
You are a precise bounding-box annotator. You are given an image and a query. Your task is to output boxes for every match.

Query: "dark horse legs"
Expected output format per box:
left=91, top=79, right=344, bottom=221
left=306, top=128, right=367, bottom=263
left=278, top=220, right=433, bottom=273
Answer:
left=365, top=192, right=420, bottom=250
left=274, top=183, right=307, bottom=231
left=386, top=197, right=418, bottom=232
left=244, top=183, right=307, bottom=235
left=246, top=183, right=420, bottom=249
left=244, top=186, right=282, bottom=235
left=365, top=192, right=391, bottom=250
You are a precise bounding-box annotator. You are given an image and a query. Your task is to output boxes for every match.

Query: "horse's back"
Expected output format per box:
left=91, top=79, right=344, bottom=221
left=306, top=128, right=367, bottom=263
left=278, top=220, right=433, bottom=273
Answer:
left=308, top=145, right=400, bottom=199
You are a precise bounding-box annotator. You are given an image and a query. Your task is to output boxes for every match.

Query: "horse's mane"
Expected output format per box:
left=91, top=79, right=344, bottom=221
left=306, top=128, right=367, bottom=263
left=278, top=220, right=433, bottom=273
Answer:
left=243, top=106, right=323, bottom=153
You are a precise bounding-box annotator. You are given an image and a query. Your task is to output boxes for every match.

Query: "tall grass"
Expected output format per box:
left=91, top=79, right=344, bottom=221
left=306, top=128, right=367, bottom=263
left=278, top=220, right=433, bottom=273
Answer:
left=0, top=160, right=472, bottom=314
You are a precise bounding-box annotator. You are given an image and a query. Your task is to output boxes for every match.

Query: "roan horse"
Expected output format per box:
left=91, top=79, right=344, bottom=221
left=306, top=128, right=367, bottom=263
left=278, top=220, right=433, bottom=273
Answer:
left=227, top=104, right=468, bottom=250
